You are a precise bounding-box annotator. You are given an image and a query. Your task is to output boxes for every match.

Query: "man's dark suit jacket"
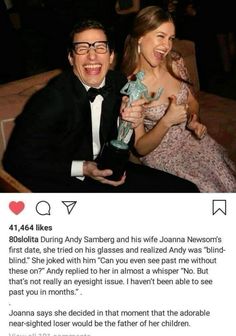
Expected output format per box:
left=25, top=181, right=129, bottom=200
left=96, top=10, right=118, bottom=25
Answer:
left=3, top=69, right=127, bottom=191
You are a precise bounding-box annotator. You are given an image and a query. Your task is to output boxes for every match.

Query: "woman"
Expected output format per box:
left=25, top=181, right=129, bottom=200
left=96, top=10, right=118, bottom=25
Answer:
left=121, top=6, right=236, bottom=192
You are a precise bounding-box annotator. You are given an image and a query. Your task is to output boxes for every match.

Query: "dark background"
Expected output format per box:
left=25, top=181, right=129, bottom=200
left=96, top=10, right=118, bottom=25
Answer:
left=1, top=0, right=236, bottom=100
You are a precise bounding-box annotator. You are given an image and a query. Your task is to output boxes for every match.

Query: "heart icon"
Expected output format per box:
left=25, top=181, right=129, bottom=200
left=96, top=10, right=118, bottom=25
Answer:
left=9, top=201, right=25, bottom=215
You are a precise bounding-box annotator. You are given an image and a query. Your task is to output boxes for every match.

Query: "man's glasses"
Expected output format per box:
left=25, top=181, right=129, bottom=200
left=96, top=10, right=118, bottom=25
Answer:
left=72, top=41, right=109, bottom=55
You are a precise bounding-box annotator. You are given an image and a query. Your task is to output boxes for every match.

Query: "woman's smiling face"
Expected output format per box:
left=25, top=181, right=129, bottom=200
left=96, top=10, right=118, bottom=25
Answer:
left=138, top=21, right=175, bottom=68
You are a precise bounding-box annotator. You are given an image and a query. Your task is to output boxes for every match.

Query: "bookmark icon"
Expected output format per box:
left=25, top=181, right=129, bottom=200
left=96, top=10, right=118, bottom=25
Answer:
left=212, top=200, right=227, bottom=215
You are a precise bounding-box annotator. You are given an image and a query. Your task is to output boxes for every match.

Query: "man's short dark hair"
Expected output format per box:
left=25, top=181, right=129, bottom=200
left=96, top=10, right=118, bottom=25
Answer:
left=68, top=19, right=114, bottom=53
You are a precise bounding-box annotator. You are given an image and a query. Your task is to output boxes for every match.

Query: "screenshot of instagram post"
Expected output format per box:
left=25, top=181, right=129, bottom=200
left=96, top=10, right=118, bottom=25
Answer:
left=1, top=193, right=235, bottom=336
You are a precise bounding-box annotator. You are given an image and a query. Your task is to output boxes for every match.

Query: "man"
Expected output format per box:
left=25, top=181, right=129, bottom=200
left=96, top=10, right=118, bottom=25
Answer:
left=3, top=19, right=198, bottom=192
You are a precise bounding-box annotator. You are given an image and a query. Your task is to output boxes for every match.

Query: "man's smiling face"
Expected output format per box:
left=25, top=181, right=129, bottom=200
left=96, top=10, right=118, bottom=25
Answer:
left=68, top=28, right=114, bottom=88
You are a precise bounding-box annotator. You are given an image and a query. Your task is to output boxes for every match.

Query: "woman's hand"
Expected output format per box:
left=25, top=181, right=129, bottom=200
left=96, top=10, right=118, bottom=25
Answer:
left=83, top=161, right=126, bottom=186
left=187, top=114, right=207, bottom=139
left=162, top=95, right=188, bottom=128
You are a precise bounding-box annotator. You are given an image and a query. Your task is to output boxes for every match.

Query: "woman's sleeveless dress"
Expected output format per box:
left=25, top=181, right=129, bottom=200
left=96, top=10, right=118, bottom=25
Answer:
left=141, top=59, right=236, bottom=192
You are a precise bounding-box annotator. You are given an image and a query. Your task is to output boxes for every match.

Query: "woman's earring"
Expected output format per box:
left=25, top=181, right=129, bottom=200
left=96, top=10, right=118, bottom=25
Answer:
left=137, top=44, right=141, bottom=54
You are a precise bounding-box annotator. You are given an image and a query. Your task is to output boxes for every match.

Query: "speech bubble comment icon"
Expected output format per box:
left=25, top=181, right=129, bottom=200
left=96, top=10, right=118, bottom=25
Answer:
left=36, top=201, right=51, bottom=216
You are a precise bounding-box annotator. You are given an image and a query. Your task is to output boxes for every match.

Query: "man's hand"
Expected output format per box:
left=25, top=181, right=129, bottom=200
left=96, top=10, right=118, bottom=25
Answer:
left=83, top=161, right=126, bottom=186
left=120, top=96, right=145, bottom=129
left=187, top=114, right=207, bottom=139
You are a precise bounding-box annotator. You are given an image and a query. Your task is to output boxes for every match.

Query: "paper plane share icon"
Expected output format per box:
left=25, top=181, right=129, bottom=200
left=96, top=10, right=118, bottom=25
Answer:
left=61, top=201, right=77, bottom=214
